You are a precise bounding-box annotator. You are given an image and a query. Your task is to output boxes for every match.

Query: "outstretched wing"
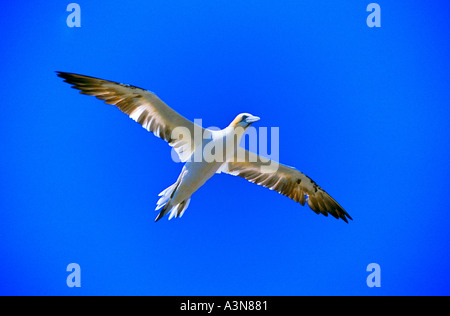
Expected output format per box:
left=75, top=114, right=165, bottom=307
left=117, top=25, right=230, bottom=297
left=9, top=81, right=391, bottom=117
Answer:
left=57, top=71, right=203, bottom=162
left=224, top=150, right=352, bottom=222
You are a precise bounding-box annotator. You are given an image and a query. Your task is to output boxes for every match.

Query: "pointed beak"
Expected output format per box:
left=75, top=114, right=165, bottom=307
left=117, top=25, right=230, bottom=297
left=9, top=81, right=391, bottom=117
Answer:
left=245, top=115, right=260, bottom=124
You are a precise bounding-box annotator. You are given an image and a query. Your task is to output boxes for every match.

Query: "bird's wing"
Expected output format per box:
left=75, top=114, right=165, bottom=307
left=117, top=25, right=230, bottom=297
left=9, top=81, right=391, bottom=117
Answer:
left=223, top=149, right=352, bottom=222
left=57, top=71, right=204, bottom=162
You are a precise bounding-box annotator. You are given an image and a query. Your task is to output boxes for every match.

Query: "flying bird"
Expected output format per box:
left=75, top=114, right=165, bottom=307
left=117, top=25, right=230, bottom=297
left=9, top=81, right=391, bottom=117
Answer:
left=57, top=71, right=352, bottom=223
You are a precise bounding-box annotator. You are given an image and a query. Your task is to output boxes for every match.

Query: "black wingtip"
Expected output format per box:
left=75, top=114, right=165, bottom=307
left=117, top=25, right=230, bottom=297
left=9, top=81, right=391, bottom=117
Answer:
left=56, top=71, right=86, bottom=80
left=56, top=71, right=71, bottom=81
left=342, top=213, right=353, bottom=224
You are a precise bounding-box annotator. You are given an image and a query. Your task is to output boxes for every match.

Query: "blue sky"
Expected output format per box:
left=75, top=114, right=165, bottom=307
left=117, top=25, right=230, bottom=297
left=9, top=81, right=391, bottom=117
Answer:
left=1, top=1, right=449, bottom=295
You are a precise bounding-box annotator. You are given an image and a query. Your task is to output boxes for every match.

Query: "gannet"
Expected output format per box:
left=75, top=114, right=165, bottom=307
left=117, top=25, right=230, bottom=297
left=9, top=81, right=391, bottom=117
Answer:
left=57, top=72, right=352, bottom=223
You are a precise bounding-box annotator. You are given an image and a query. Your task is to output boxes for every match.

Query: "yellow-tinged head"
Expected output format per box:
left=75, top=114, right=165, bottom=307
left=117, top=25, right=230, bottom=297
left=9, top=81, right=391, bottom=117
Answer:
left=229, top=113, right=260, bottom=128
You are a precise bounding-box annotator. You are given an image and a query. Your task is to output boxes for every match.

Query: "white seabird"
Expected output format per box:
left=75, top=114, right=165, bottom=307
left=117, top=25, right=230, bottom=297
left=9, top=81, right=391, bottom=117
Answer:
left=57, top=72, right=352, bottom=223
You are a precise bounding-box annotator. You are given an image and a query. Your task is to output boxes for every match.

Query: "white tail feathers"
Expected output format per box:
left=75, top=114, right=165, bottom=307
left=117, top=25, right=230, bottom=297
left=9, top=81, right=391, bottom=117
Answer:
left=155, top=182, right=191, bottom=221
left=156, top=183, right=177, bottom=211
left=168, top=198, right=191, bottom=220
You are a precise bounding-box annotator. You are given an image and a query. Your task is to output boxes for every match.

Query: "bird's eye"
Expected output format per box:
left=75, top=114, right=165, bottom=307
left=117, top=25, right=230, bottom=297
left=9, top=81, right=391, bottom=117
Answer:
left=241, top=115, right=248, bottom=121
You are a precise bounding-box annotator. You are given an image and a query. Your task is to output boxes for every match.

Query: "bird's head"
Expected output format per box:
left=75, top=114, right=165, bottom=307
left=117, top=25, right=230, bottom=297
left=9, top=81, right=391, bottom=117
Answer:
left=229, top=113, right=260, bottom=129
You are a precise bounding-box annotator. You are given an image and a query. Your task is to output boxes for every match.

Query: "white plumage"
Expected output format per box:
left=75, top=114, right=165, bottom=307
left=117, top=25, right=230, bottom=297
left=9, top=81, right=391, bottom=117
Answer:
left=57, top=71, right=352, bottom=223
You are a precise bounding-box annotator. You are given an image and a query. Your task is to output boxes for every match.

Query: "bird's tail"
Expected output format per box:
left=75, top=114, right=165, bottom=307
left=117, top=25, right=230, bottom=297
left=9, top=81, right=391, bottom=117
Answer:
left=155, top=182, right=191, bottom=221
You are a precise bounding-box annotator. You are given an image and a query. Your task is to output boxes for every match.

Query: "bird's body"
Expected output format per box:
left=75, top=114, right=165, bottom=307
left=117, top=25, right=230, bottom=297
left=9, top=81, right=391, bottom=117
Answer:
left=57, top=71, right=352, bottom=223
left=155, top=121, right=248, bottom=220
